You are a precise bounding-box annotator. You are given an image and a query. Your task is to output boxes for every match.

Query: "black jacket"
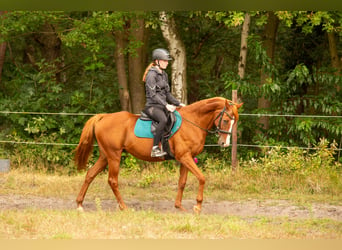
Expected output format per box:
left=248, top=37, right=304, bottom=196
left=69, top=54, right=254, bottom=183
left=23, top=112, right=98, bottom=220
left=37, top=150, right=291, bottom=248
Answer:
left=144, top=67, right=180, bottom=107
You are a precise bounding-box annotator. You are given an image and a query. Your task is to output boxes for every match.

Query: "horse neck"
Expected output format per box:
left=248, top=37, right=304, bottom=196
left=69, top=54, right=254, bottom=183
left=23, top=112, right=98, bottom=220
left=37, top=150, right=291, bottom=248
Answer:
left=185, top=97, right=226, bottom=130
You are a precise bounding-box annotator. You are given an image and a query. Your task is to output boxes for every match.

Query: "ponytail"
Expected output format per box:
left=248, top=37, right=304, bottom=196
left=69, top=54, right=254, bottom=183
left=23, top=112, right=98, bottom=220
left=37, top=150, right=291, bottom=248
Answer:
left=142, top=62, right=156, bottom=82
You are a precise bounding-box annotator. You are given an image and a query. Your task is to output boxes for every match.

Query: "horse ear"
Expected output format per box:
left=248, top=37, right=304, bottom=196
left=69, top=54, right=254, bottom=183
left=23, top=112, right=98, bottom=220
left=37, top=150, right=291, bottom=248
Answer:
left=236, top=103, right=243, bottom=109
left=225, top=99, right=243, bottom=109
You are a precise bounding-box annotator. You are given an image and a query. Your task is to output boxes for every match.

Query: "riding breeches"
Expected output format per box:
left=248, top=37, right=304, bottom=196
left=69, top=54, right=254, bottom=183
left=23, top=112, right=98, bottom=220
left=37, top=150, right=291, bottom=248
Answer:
left=143, top=105, right=168, bottom=146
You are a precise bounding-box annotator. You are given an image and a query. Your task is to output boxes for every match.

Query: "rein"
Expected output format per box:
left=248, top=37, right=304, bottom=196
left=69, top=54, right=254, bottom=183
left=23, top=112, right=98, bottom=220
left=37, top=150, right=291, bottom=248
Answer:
left=182, top=106, right=235, bottom=135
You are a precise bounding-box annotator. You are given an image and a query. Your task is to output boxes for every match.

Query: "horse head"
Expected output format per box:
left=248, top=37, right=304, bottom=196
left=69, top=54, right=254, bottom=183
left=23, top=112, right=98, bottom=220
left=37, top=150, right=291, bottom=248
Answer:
left=214, top=99, right=243, bottom=147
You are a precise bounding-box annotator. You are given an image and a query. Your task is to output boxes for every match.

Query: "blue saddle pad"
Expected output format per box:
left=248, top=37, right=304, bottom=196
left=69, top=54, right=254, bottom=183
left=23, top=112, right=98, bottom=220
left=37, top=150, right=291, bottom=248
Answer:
left=134, top=110, right=182, bottom=138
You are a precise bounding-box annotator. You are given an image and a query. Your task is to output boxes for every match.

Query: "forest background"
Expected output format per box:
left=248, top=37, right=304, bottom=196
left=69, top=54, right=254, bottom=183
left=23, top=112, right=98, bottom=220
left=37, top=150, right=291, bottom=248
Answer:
left=0, top=11, right=341, bottom=169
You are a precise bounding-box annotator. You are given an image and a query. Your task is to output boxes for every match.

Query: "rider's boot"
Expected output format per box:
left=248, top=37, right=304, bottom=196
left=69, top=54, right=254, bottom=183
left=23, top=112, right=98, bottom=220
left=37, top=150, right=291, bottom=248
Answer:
left=151, top=146, right=167, bottom=157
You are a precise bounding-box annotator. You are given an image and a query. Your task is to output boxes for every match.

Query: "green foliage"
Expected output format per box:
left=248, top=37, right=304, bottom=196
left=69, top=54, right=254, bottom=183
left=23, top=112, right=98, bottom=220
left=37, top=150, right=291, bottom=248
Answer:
left=7, top=142, right=74, bottom=173
left=246, top=139, right=340, bottom=175
left=0, top=37, right=119, bottom=170
left=276, top=11, right=337, bottom=33
left=287, top=64, right=312, bottom=90
left=137, top=172, right=158, bottom=188
left=238, top=140, right=342, bottom=196
left=62, top=11, right=125, bottom=53
left=0, top=11, right=65, bottom=42
left=0, top=10, right=341, bottom=171
left=121, top=152, right=141, bottom=173
left=205, top=11, right=245, bottom=27
left=221, top=20, right=342, bottom=156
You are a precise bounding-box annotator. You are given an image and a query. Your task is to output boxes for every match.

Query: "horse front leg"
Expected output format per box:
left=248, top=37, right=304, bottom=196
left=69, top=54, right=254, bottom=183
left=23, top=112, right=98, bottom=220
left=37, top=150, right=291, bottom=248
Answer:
left=107, top=150, right=127, bottom=210
left=174, top=164, right=189, bottom=211
left=178, top=153, right=205, bottom=215
left=76, top=154, right=108, bottom=211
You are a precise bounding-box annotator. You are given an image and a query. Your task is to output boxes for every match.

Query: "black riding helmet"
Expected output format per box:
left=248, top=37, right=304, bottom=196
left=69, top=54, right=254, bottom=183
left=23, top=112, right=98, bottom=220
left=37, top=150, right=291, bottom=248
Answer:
left=152, top=48, right=172, bottom=61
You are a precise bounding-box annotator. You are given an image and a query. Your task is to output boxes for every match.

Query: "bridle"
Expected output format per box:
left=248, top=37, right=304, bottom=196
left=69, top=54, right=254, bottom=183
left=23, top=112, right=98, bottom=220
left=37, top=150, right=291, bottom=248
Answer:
left=182, top=106, right=235, bottom=135
left=213, top=106, right=235, bottom=135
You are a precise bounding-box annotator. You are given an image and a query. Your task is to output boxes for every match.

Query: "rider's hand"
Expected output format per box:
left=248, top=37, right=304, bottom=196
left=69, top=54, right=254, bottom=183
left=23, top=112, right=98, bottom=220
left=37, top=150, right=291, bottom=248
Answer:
left=179, top=103, right=186, bottom=107
left=166, top=104, right=176, bottom=112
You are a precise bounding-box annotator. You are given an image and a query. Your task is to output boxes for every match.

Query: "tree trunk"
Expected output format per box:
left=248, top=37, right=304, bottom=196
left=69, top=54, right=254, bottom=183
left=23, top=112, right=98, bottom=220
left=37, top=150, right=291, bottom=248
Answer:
left=159, top=11, right=187, bottom=104
left=238, top=13, right=250, bottom=81
left=0, top=41, right=6, bottom=83
left=33, top=22, right=62, bottom=81
left=128, top=18, right=146, bottom=114
left=327, top=31, right=341, bottom=92
left=35, top=23, right=61, bottom=61
left=233, top=12, right=250, bottom=170
left=258, top=11, right=279, bottom=131
left=0, top=11, right=7, bottom=83
left=113, top=26, right=131, bottom=112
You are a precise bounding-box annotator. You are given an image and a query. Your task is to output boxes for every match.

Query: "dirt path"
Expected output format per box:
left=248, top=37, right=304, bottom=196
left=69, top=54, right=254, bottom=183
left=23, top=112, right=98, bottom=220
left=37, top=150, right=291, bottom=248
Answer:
left=0, top=194, right=341, bottom=221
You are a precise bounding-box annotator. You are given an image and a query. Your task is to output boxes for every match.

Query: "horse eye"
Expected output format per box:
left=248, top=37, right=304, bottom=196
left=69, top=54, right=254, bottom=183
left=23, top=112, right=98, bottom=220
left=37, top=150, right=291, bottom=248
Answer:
left=223, top=120, right=228, bottom=124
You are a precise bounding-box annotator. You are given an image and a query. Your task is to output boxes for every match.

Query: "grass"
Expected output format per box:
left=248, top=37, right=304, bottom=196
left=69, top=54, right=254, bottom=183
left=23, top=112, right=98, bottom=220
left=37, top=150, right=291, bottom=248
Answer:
left=0, top=208, right=341, bottom=239
left=0, top=144, right=341, bottom=239
left=2, top=139, right=341, bottom=203
left=1, top=155, right=341, bottom=204
left=0, top=164, right=341, bottom=239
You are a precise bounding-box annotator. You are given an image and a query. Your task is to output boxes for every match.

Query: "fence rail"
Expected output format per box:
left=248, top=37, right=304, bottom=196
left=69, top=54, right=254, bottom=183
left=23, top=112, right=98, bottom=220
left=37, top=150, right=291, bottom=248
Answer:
left=1, top=110, right=342, bottom=118
left=0, top=140, right=341, bottom=151
left=240, top=114, right=342, bottom=118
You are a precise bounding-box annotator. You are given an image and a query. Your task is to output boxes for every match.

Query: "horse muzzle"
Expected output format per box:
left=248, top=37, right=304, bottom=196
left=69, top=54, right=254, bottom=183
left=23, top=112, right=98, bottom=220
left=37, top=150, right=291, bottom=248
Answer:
left=218, top=135, right=231, bottom=148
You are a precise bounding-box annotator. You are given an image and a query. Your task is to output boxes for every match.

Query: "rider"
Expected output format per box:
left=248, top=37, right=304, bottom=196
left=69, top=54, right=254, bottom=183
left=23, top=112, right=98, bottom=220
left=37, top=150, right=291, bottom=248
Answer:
left=142, top=48, right=185, bottom=157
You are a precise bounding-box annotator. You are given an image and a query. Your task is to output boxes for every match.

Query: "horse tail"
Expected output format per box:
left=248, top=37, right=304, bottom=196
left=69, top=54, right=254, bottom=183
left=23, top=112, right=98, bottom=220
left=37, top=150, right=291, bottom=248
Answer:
left=74, top=114, right=105, bottom=170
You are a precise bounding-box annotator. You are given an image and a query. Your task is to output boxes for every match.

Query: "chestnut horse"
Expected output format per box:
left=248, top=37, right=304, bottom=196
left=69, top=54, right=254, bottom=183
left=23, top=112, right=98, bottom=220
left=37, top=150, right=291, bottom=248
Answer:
left=74, top=97, right=242, bottom=214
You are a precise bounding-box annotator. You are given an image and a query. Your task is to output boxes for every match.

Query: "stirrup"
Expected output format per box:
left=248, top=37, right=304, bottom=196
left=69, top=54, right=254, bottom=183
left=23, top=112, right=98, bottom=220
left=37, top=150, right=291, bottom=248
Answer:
left=151, top=147, right=167, bottom=157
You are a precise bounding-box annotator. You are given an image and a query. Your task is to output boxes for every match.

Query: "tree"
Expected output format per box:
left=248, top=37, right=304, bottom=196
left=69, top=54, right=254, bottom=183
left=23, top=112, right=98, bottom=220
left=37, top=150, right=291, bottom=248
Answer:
left=0, top=10, right=341, bottom=164
left=238, top=13, right=250, bottom=84
left=113, top=24, right=131, bottom=112
left=327, top=31, right=341, bottom=92
left=258, top=11, right=279, bottom=131
left=326, top=13, right=342, bottom=92
left=327, top=31, right=341, bottom=73
left=159, top=11, right=187, bottom=104
left=61, top=11, right=148, bottom=112
left=276, top=11, right=341, bottom=93
left=32, top=22, right=62, bottom=81
left=127, top=17, right=148, bottom=114
left=0, top=11, right=6, bottom=83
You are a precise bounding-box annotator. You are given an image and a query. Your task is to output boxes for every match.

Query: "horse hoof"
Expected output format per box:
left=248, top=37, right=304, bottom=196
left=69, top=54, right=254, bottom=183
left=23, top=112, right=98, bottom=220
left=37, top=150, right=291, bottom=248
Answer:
left=193, top=205, right=201, bottom=215
left=117, top=204, right=127, bottom=211
left=77, top=206, right=84, bottom=212
left=176, top=206, right=187, bottom=212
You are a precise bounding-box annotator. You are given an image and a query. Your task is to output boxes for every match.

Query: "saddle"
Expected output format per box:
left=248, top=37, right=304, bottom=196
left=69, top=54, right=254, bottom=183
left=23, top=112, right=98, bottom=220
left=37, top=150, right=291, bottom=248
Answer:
left=139, top=111, right=177, bottom=138
left=134, top=110, right=182, bottom=160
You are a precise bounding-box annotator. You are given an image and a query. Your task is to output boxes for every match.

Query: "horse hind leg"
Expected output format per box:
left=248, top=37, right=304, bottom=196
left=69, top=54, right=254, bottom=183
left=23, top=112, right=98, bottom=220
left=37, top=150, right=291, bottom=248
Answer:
left=107, top=150, right=127, bottom=211
left=174, top=164, right=189, bottom=212
left=76, top=153, right=108, bottom=211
